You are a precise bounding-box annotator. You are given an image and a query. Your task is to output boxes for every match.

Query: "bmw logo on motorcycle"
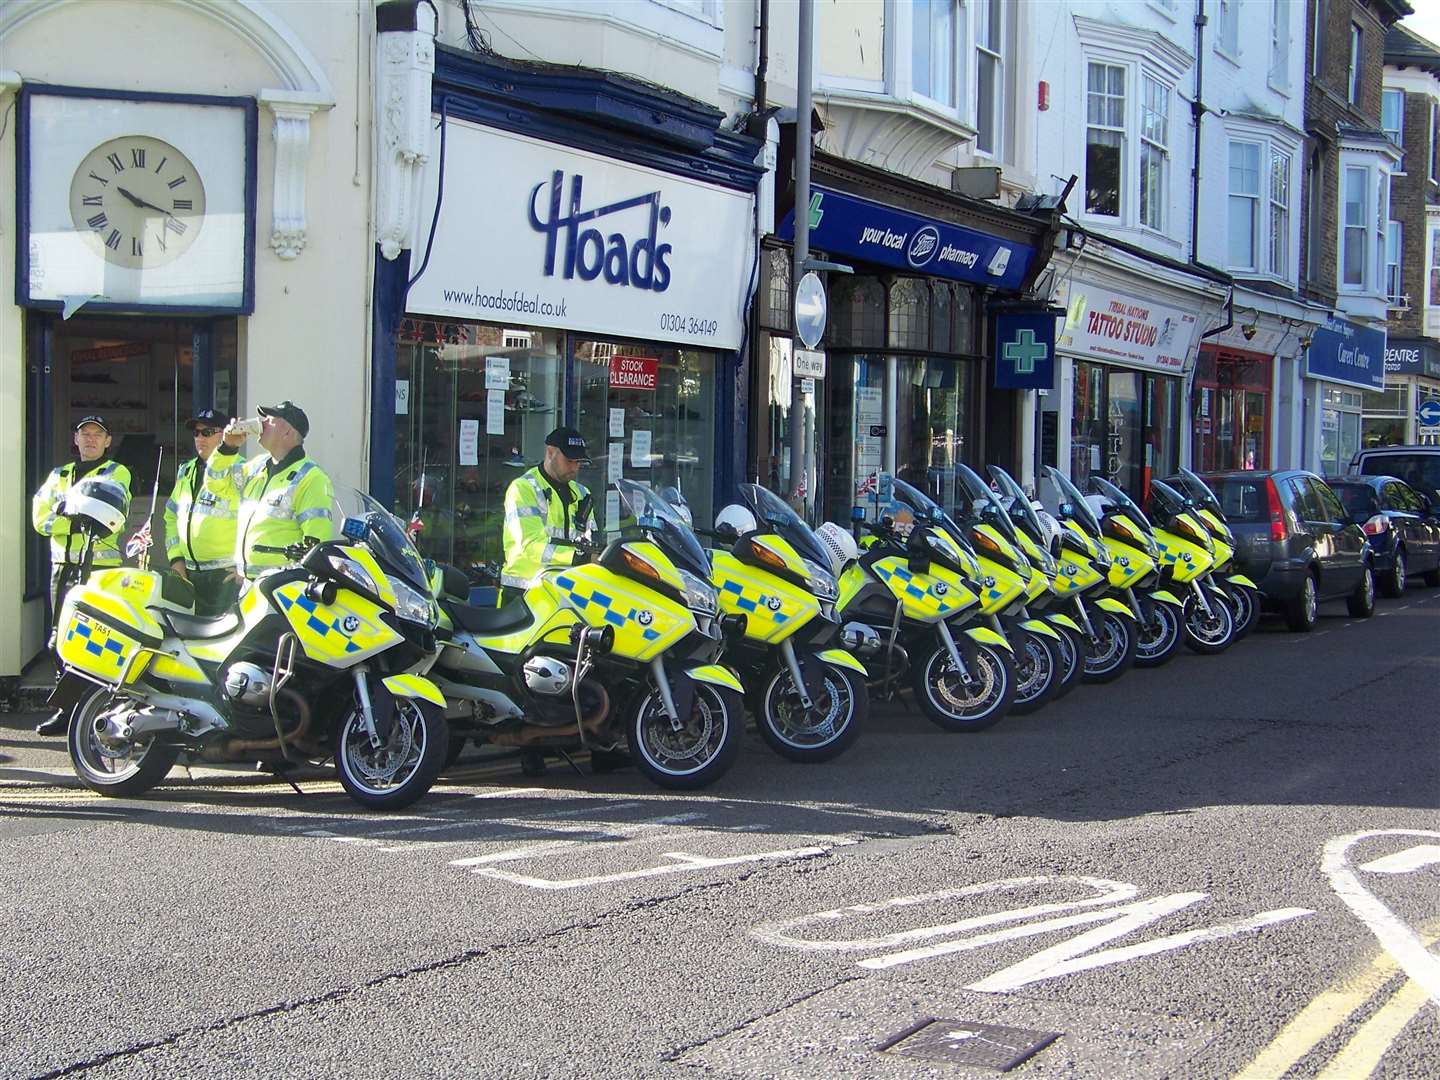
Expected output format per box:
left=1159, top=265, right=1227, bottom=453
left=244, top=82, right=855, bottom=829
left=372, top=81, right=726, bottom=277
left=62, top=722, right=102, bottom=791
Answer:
left=933, top=582, right=948, bottom=596
left=765, top=596, right=783, bottom=611
left=637, top=610, right=654, bottom=625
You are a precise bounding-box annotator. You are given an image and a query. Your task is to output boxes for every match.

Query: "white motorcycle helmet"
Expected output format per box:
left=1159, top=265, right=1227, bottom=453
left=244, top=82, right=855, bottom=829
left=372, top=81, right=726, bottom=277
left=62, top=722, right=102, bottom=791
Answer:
left=815, top=521, right=860, bottom=576
left=714, top=503, right=757, bottom=540
left=62, top=475, right=129, bottom=536
left=1083, top=493, right=1112, bottom=519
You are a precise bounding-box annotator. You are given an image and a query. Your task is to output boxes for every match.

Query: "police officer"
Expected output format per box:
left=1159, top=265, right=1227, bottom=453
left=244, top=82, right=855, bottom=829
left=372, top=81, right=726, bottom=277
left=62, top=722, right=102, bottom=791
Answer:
left=31, top=415, right=133, bottom=735
left=164, top=409, right=243, bottom=616
left=213, top=401, right=335, bottom=579
left=501, top=426, right=598, bottom=592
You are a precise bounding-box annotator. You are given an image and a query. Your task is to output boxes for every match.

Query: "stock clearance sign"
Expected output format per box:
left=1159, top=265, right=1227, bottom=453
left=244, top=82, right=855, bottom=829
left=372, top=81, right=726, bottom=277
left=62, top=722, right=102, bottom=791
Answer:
left=1054, top=280, right=1196, bottom=373
left=407, top=118, right=753, bottom=351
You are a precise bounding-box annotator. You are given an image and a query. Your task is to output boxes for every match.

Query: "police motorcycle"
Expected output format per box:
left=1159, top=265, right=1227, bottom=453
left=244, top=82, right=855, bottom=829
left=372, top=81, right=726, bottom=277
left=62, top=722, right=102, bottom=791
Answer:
left=1083, top=476, right=1187, bottom=667
left=947, top=464, right=1069, bottom=715
left=50, top=480, right=451, bottom=810
left=815, top=477, right=1016, bottom=732
left=985, top=466, right=1087, bottom=701
left=703, top=484, right=868, bottom=762
left=1165, top=467, right=1262, bottom=639
left=1042, top=466, right=1140, bottom=683
left=426, top=478, right=747, bottom=790
left=1146, top=478, right=1236, bottom=654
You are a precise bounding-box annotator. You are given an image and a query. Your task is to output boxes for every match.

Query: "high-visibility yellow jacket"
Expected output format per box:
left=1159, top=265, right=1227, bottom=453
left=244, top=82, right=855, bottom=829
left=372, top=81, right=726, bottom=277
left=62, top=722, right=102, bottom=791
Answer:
left=31, top=458, right=133, bottom=568
left=210, top=445, right=335, bottom=578
left=501, top=465, right=597, bottom=589
left=165, top=453, right=245, bottom=571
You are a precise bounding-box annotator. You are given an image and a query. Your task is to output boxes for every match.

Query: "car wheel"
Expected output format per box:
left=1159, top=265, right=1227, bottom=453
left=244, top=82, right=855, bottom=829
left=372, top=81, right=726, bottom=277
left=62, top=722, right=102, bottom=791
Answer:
left=1424, top=564, right=1440, bottom=588
left=1346, top=563, right=1376, bottom=618
left=1379, top=549, right=1406, bottom=599
left=1284, top=572, right=1319, bottom=633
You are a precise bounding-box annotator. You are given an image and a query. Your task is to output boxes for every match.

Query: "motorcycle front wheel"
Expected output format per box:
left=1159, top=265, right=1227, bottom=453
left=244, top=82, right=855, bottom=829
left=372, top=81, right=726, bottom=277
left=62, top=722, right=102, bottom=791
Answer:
left=912, top=640, right=1014, bottom=732
left=1225, top=583, right=1261, bottom=638
left=1081, top=609, right=1137, bottom=683
left=1183, top=592, right=1236, bottom=655
left=758, top=662, right=866, bottom=763
left=1051, top=626, right=1084, bottom=700
left=628, top=682, right=743, bottom=790
left=334, top=698, right=448, bottom=811
left=67, top=686, right=178, bottom=797
left=1010, top=631, right=1061, bottom=716
left=1135, top=600, right=1183, bottom=667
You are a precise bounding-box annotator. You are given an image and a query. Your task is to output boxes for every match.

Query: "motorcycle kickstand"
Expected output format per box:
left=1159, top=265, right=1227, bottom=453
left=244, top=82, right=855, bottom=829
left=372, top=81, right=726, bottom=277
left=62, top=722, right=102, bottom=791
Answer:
left=553, top=747, right=586, bottom=778
left=259, top=759, right=307, bottom=797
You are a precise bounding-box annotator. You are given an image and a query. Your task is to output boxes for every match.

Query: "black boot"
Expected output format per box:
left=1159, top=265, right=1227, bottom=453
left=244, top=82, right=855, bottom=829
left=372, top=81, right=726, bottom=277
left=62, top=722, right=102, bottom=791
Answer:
left=519, top=749, right=547, bottom=777
left=35, top=711, right=68, bottom=737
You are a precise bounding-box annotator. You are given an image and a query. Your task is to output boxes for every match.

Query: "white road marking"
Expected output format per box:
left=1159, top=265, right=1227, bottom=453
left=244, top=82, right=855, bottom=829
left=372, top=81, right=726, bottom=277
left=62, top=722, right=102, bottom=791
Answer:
left=478, top=843, right=832, bottom=890
left=1323, top=829, right=1440, bottom=1007
left=1358, top=844, right=1440, bottom=874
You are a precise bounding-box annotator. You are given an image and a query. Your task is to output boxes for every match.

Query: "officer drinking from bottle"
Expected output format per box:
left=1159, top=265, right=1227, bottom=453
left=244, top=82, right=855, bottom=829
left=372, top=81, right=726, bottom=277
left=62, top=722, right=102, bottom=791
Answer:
left=214, top=401, right=336, bottom=580
left=165, top=409, right=243, bottom=616
left=31, top=415, right=133, bottom=735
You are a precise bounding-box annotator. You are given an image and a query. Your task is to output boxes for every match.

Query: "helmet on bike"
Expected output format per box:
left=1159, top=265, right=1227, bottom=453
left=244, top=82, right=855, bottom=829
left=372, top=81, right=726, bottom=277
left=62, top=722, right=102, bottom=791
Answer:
left=715, top=503, right=757, bottom=539
left=815, top=521, right=860, bottom=576
left=63, top=476, right=128, bottom=535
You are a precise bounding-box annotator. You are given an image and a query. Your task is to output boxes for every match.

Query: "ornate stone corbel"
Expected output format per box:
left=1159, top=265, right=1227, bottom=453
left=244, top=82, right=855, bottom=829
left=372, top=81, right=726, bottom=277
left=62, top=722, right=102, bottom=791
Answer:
left=259, top=89, right=332, bottom=260
left=375, top=10, right=436, bottom=261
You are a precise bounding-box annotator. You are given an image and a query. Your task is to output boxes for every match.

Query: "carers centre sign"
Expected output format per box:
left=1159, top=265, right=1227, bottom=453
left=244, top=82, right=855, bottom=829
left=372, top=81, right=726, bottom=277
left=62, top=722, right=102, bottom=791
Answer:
left=1305, top=317, right=1386, bottom=392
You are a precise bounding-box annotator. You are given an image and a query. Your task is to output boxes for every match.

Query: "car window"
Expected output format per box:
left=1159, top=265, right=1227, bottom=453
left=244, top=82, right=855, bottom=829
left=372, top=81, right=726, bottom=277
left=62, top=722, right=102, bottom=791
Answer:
left=1314, top=481, right=1347, bottom=523
left=1206, top=477, right=1267, bottom=522
left=1358, top=454, right=1440, bottom=497
left=1334, top=485, right=1378, bottom=518
left=1397, top=484, right=1426, bottom=513
left=1288, top=479, right=1321, bottom=522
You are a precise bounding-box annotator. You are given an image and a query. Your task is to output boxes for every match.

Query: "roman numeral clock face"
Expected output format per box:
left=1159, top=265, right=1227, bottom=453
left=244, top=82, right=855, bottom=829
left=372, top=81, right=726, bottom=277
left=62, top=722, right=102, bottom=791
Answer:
left=67, top=135, right=206, bottom=269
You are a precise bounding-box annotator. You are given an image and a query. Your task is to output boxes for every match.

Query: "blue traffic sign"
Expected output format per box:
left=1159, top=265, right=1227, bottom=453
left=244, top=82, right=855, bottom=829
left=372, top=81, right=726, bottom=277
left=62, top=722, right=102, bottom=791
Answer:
left=1418, top=399, right=1440, bottom=427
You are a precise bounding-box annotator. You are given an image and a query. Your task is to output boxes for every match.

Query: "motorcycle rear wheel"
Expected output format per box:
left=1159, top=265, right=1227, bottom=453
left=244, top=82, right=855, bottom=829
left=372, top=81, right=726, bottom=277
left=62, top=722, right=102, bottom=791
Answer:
left=628, top=682, right=743, bottom=790
left=758, top=662, right=866, bottom=763
left=913, top=641, right=1014, bottom=732
left=334, top=698, right=448, bottom=811
left=67, top=687, right=178, bottom=797
left=1225, top=583, right=1261, bottom=638
left=1010, top=631, right=1060, bottom=715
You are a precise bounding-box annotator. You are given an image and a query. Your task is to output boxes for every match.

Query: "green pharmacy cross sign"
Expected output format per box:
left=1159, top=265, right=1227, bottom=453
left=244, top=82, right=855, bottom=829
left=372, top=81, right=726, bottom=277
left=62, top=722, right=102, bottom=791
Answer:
left=994, top=313, right=1056, bottom=390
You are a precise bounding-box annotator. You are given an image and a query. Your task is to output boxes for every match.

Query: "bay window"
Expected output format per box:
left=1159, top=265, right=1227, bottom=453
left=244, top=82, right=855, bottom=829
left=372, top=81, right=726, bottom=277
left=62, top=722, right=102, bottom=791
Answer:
left=1140, top=75, right=1169, bottom=230
left=1343, top=166, right=1367, bottom=286
left=1086, top=62, right=1125, bottom=218
left=1228, top=136, right=1295, bottom=280
left=1229, top=142, right=1261, bottom=270
left=1270, top=149, right=1291, bottom=277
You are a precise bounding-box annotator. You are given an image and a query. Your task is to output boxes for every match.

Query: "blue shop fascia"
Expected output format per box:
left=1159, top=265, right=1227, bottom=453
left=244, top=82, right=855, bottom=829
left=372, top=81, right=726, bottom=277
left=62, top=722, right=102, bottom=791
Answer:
left=755, top=141, right=1060, bottom=525
left=371, top=45, right=764, bottom=574
left=1303, top=315, right=1388, bottom=475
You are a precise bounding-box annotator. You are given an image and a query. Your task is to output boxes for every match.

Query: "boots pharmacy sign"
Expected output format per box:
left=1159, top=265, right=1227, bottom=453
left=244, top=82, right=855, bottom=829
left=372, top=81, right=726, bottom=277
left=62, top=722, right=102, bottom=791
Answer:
left=1053, top=281, right=1195, bottom=373
left=407, top=118, right=753, bottom=350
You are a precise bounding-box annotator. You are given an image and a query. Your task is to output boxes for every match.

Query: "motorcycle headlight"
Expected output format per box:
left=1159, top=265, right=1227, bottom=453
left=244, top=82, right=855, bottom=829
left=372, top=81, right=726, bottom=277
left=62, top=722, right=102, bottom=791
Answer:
left=803, top=558, right=838, bottom=600
left=328, top=553, right=380, bottom=597
left=678, top=568, right=718, bottom=615
left=389, top=576, right=437, bottom=627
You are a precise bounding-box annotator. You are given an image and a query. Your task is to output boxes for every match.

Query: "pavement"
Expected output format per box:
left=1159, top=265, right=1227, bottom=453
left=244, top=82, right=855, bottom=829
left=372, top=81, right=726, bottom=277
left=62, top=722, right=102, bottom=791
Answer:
left=1, top=588, right=1437, bottom=1079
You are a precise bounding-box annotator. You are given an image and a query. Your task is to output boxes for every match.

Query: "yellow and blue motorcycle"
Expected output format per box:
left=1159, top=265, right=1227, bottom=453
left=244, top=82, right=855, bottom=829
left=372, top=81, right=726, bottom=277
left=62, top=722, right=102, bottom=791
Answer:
left=427, top=479, right=747, bottom=790
left=1169, top=467, right=1262, bottom=638
left=1043, top=466, right=1140, bottom=683
left=707, top=484, right=868, bottom=763
left=1085, top=475, right=1187, bottom=667
left=830, top=478, right=1016, bottom=732
left=51, top=488, right=451, bottom=810
left=1147, top=479, right=1237, bottom=654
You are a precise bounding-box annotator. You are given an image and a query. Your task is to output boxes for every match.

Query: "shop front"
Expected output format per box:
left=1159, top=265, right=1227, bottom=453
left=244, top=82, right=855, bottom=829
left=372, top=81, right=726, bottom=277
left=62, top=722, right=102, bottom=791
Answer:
left=380, top=49, right=760, bottom=575
left=1370, top=338, right=1440, bottom=447
left=764, top=154, right=1053, bottom=524
left=1047, top=274, right=1213, bottom=502
left=1303, top=317, right=1387, bottom=475
left=1191, top=344, right=1274, bottom=472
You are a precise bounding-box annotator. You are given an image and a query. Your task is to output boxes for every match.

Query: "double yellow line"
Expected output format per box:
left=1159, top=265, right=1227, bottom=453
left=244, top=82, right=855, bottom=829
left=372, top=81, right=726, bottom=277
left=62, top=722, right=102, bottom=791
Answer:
left=1234, top=928, right=1437, bottom=1080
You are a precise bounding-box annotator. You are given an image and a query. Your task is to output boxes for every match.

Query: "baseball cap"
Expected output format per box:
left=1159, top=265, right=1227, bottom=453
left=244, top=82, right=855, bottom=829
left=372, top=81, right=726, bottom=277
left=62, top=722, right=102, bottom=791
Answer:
left=186, top=408, right=227, bottom=431
left=257, top=401, right=310, bottom=438
left=545, top=426, right=590, bottom=462
left=73, top=415, right=109, bottom=434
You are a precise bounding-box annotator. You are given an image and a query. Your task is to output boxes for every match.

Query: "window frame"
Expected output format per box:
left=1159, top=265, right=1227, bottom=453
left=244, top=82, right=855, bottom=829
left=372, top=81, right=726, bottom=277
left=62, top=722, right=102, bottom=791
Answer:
left=1225, top=131, right=1296, bottom=283
left=973, top=0, right=1004, bottom=157
left=1349, top=23, right=1363, bottom=105
left=1269, top=0, right=1291, bottom=92
left=1139, top=73, right=1170, bottom=232
left=1216, top=0, right=1240, bottom=61
left=1078, top=52, right=1181, bottom=237
left=1270, top=147, right=1292, bottom=278
left=1382, top=88, right=1405, bottom=148
left=1311, top=0, right=1326, bottom=79
left=908, top=0, right=964, bottom=115
left=1228, top=140, right=1263, bottom=272
left=1341, top=164, right=1368, bottom=288
left=1386, top=219, right=1403, bottom=304
left=1084, top=59, right=1128, bottom=220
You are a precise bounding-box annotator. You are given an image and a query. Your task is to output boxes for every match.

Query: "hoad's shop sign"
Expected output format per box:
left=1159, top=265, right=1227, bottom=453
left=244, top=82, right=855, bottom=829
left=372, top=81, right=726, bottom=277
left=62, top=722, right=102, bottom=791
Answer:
left=408, top=118, right=754, bottom=350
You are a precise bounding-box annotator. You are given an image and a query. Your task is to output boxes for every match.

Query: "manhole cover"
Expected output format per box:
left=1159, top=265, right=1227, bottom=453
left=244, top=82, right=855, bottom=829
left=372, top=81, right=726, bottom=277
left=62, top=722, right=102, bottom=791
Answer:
left=877, top=1018, right=1061, bottom=1071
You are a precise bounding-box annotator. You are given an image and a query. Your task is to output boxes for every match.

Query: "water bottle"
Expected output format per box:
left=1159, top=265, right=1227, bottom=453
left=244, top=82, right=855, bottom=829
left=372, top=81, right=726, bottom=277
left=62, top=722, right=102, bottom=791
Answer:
left=230, top=417, right=264, bottom=438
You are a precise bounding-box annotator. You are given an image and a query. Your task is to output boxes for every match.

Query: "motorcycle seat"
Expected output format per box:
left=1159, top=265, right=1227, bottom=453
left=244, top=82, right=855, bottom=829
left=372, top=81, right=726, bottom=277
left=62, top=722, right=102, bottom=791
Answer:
left=442, top=596, right=533, bottom=636
left=163, top=608, right=242, bottom=640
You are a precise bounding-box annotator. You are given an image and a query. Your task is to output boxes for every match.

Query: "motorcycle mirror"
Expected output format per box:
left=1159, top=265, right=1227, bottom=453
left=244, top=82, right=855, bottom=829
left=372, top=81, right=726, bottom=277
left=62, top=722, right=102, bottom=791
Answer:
left=907, top=554, right=931, bottom=575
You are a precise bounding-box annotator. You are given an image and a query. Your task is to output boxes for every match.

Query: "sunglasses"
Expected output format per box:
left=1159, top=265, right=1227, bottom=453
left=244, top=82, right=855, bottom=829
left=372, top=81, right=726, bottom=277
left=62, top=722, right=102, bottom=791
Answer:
left=193, top=427, right=221, bottom=438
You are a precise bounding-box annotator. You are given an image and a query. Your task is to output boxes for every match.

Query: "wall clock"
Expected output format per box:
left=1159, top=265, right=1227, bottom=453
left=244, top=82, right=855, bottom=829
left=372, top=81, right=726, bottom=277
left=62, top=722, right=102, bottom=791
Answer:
left=18, top=86, right=256, bottom=314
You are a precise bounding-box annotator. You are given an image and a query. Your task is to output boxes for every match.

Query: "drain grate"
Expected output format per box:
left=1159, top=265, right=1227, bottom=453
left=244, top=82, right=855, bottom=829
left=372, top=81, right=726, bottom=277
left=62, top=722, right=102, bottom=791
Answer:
left=877, top=1018, right=1061, bottom=1071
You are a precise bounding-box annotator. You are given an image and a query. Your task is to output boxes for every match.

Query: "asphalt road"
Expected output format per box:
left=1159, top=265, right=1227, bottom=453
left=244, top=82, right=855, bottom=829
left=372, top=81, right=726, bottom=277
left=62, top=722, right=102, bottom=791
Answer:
left=2, top=590, right=1437, bottom=1080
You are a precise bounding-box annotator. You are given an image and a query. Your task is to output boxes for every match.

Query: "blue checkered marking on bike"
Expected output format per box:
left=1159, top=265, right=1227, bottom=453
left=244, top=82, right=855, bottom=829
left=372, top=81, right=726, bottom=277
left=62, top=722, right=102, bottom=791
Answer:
left=719, top=580, right=789, bottom=623
left=556, top=576, right=663, bottom=640
left=276, top=590, right=362, bottom=653
left=876, top=563, right=936, bottom=602
left=66, top=619, right=126, bottom=660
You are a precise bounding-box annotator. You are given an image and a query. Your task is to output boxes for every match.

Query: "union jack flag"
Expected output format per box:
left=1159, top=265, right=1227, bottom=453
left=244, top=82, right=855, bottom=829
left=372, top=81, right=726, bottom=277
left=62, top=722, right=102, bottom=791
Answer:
left=126, top=522, right=153, bottom=561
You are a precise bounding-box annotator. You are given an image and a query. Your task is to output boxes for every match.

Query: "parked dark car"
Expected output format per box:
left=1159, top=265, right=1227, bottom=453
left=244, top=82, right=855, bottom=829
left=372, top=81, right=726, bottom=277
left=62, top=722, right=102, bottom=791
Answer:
left=1348, top=446, right=1440, bottom=504
left=1326, top=476, right=1440, bottom=597
left=1201, top=470, right=1374, bottom=632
